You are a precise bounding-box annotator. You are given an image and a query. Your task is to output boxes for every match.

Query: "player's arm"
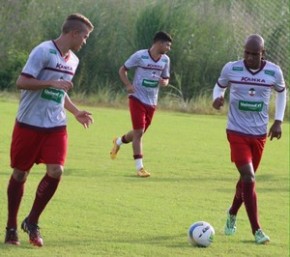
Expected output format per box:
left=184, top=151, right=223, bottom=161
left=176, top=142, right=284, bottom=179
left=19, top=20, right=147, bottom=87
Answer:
left=268, top=88, right=287, bottom=140
left=212, top=83, right=226, bottom=110
left=118, top=65, right=134, bottom=93
left=212, top=62, right=231, bottom=110
left=64, top=95, right=93, bottom=129
left=16, top=75, right=73, bottom=91
left=159, top=77, right=169, bottom=87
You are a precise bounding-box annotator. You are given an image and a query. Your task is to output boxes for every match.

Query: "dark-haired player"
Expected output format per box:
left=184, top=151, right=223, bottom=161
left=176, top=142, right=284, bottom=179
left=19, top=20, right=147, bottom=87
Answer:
left=110, top=31, right=172, bottom=177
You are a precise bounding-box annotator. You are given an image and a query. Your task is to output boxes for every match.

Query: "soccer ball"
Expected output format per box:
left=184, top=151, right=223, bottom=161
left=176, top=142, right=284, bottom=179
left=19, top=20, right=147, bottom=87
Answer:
left=188, top=221, right=215, bottom=247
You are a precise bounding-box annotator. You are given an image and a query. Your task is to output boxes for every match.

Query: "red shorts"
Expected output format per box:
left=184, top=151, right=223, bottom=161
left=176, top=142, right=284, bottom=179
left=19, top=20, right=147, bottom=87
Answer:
left=227, top=132, right=266, bottom=171
left=129, top=97, right=156, bottom=131
left=10, top=122, right=68, bottom=171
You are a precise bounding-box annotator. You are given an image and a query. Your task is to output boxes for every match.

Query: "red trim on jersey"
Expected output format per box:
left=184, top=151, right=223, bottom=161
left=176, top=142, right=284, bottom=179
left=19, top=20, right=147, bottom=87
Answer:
left=148, top=49, right=162, bottom=62
left=16, top=120, right=66, bottom=132
left=275, top=87, right=286, bottom=93
left=43, top=67, right=75, bottom=76
left=226, top=129, right=266, bottom=138
left=217, top=81, right=228, bottom=88
left=244, top=60, right=266, bottom=75
left=52, top=40, right=71, bottom=61
left=21, top=73, right=35, bottom=79
left=229, top=80, right=272, bottom=87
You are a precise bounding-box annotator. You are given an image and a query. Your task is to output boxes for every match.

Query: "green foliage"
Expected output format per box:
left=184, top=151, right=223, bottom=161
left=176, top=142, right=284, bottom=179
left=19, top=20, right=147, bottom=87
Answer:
left=0, top=50, right=28, bottom=90
left=0, top=0, right=288, bottom=101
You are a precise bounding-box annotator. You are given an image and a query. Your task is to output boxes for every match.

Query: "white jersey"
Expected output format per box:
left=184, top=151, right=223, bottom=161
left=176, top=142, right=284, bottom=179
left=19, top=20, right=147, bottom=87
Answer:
left=124, top=49, right=170, bottom=106
left=17, top=40, right=79, bottom=128
left=217, top=60, right=285, bottom=136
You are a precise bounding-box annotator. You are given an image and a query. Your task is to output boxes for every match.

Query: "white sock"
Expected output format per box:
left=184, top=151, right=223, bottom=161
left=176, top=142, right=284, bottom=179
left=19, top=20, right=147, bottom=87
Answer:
left=135, top=158, right=143, bottom=170
left=116, top=137, right=123, bottom=146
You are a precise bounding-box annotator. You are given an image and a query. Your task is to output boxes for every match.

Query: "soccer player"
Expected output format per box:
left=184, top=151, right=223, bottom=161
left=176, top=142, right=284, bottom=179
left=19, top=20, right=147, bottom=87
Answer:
left=110, top=31, right=172, bottom=177
left=4, top=13, right=94, bottom=247
left=212, top=34, right=287, bottom=244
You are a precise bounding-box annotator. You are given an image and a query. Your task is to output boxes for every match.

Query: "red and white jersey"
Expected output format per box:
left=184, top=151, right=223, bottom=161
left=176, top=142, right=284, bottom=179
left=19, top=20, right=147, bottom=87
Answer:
left=17, top=40, right=79, bottom=128
left=124, top=49, right=170, bottom=106
left=217, top=60, right=285, bottom=136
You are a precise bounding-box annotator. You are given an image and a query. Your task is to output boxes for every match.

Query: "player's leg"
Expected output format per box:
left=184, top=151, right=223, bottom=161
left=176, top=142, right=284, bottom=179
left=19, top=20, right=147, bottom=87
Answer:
left=110, top=131, right=132, bottom=160
left=26, top=164, right=63, bottom=225
left=22, top=128, right=67, bottom=247
left=5, top=122, right=36, bottom=246
left=110, top=97, right=138, bottom=160
left=236, top=136, right=269, bottom=243
left=129, top=98, right=152, bottom=177
left=5, top=169, right=29, bottom=245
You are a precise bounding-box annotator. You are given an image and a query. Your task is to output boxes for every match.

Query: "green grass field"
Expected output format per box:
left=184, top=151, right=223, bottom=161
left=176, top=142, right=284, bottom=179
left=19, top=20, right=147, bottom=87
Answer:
left=0, top=99, right=288, bottom=257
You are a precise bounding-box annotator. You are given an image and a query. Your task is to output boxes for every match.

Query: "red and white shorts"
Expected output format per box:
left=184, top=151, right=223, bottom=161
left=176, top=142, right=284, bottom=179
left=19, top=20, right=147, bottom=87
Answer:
left=227, top=131, right=266, bottom=171
left=10, top=121, right=68, bottom=171
left=129, top=96, right=156, bottom=131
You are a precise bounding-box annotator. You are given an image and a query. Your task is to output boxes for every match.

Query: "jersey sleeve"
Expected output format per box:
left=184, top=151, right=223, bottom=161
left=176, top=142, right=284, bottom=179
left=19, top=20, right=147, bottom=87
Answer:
left=161, top=56, right=170, bottom=79
left=217, top=62, right=232, bottom=88
left=21, top=45, right=49, bottom=78
left=124, top=51, right=141, bottom=70
left=273, top=65, right=286, bottom=92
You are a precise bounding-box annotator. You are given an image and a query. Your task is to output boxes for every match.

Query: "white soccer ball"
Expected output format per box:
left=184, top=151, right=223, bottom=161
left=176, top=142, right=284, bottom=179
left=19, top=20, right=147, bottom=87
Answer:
left=188, top=221, right=215, bottom=247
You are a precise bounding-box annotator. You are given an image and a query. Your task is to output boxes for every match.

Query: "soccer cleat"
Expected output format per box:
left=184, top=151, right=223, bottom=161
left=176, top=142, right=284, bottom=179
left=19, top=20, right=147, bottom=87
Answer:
left=110, top=137, right=120, bottom=160
left=137, top=168, right=151, bottom=177
left=224, top=210, right=237, bottom=235
left=4, top=228, right=20, bottom=246
left=255, top=229, right=270, bottom=244
left=21, top=218, right=43, bottom=247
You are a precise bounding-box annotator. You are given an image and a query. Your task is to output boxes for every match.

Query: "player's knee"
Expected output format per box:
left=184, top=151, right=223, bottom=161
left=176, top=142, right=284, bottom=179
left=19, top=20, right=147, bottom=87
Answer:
left=47, top=165, right=64, bottom=178
left=12, top=169, right=28, bottom=182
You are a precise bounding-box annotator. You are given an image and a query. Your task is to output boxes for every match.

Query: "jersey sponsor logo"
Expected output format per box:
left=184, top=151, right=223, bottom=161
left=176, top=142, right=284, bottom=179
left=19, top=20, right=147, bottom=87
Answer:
left=232, top=66, right=243, bottom=71
left=141, top=55, right=149, bottom=59
left=49, top=49, right=57, bottom=55
left=248, top=88, right=256, bottom=96
left=147, top=64, right=163, bottom=70
left=238, top=100, right=264, bottom=112
left=241, top=77, right=266, bottom=83
left=56, top=63, right=73, bottom=72
left=264, top=69, right=275, bottom=77
left=41, top=88, right=65, bottom=103
left=142, top=79, right=159, bottom=88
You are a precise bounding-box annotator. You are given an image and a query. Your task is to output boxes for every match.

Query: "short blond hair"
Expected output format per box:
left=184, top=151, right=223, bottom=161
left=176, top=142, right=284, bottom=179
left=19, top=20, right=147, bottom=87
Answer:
left=62, top=13, right=94, bottom=34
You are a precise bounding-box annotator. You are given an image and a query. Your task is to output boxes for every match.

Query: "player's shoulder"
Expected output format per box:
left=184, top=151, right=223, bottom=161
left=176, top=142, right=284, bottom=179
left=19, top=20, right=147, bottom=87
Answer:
left=264, top=60, right=282, bottom=72
left=222, top=59, right=244, bottom=71
left=133, top=49, right=149, bottom=57
left=31, top=40, right=55, bottom=55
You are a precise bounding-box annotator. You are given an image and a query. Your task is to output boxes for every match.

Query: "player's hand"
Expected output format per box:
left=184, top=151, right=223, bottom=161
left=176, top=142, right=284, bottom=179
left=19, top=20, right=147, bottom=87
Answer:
left=159, top=78, right=169, bottom=87
left=126, top=84, right=135, bottom=93
left=212, top=96, right=224, bottom=110
left=51, top=80, right=73, bottom=92
left=74, top=111, right=94, bottom=129
left=268, top=120, right=282, bottom=140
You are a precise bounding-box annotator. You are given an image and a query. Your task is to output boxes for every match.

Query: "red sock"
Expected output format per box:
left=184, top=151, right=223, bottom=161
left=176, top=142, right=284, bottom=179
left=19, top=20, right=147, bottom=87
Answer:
left=229, top=179, right=243, bottom=215
left=7, top=176, right=25, bottom=228
left=121, top=135, right=130, bottom=144
left=242, top=181, right=260, bottom=234
left=27, top=174, right=60, bottom=224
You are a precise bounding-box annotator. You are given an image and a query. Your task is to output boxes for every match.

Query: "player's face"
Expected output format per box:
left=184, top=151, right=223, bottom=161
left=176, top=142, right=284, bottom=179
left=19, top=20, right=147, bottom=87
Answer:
left=71, top=28, right=91, bottom=52
left=244, top=44, right=264, bottom=69
left=158, top=41, right=171, bottom=54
